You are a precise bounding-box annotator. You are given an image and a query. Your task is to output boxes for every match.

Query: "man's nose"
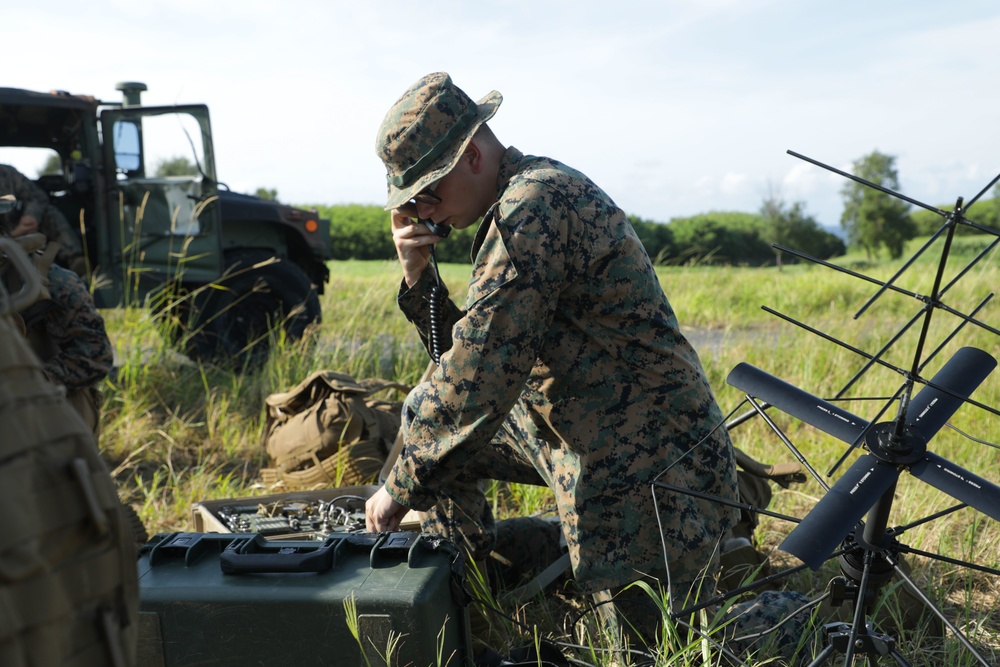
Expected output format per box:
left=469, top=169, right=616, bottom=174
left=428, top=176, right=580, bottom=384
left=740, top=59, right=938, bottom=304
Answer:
left=415, top=200, right=436, bottom=220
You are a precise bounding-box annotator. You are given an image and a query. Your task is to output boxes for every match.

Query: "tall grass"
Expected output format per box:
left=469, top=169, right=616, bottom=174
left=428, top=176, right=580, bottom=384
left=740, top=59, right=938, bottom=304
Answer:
left=100, top=237, right=999, bottom=665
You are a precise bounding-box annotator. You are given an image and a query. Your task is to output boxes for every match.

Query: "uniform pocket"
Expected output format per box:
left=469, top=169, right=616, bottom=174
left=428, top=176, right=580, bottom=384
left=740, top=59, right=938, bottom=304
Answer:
left=466, top=221, right=518, bottom=309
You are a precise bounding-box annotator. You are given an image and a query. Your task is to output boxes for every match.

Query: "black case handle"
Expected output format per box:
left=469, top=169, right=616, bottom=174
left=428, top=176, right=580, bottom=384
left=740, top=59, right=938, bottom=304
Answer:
left=219, top=534, right=345, bottom=574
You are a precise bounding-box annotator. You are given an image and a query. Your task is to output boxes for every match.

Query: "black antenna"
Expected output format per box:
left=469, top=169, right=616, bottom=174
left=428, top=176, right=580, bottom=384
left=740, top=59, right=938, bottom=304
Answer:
left=660, top=151, right=1000, bottom=666
left=786, top=150, right=947, bottom=215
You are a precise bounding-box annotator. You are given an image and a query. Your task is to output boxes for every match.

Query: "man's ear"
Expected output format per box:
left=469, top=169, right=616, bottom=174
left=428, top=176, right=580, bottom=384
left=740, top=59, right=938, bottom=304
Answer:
left=463, top=140, right=484, bottom=174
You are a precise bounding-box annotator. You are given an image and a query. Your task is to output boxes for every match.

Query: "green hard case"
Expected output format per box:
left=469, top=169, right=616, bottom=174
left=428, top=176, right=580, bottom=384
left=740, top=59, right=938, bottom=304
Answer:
left=137, top=531, right=472, bottom=666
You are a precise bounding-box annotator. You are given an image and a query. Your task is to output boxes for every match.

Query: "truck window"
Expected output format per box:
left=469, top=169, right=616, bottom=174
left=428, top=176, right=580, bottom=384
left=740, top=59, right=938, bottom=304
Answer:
left=112, top=111, right=210, bottom=237
left=0, top=147, right=62, bottom=180
left=112, top=121, right=141, bottom=173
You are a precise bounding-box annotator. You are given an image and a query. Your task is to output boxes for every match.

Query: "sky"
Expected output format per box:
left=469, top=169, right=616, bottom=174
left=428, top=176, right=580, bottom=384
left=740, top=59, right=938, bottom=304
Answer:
left=6, top=0, right=1000, bottom=229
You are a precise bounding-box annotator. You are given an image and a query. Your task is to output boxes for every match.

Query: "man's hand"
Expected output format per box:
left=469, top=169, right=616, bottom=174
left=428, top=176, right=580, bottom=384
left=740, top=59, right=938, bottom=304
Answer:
left=11, top=213, right=38, bottom=238
left=391, top=204, right=441, bottom=287
left=365, top=486, right=412, bottom=533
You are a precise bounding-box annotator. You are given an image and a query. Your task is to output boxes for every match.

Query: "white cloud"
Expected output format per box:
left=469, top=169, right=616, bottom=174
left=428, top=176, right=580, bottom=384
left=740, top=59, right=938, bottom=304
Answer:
left=720, top=172, right=752, bottom=196
left=6, top=0, right=1000, bottom=223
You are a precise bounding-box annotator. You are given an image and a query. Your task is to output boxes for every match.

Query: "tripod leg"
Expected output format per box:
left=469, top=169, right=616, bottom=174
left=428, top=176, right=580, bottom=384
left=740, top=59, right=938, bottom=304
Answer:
left=804, top=643, right=835, bottom=667
left=892, top=559, right=995, bottom=666
left=889, top=649, right=914, bottom=667
left=841, top=549, right=878, bottom=665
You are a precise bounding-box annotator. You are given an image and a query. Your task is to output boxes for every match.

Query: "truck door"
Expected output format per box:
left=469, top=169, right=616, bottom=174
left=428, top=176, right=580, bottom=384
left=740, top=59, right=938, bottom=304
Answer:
left=99, top=104, right=224, bottom=302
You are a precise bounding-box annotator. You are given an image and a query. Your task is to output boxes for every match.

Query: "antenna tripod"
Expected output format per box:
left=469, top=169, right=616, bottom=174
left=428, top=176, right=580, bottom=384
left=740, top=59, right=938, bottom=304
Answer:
left=655, top=150, right=1000, bottom=665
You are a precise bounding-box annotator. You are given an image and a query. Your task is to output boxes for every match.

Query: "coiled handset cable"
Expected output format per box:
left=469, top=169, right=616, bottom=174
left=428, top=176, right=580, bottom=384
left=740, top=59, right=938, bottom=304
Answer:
left=420, top=218, right=451, bottom=363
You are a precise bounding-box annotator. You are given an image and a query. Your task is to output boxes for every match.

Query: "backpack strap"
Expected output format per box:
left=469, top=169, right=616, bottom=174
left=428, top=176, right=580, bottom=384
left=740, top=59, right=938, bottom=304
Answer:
left=0, top=236, right=44, bottom=314
left=2, top=236, right=60, bottom=329
left=34, top=237, right=60, bottom=276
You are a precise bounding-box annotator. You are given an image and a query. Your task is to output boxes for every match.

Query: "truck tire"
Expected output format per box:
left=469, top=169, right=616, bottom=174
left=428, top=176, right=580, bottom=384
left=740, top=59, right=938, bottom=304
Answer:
left=185, top=250, right=321, bottom=368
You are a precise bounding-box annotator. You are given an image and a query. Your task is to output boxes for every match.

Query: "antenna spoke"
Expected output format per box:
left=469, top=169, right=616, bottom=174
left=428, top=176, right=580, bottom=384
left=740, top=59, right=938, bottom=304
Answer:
left=905, top=347, right=997, bottom=437
left=963, top=170, right=1000, bottom=211
left=787, top=150, right=946, bottom=215
left=726, top=363, right=869, bottom=445
left=910, top=453, right=1000, bottom=522
left=779, top=454, right=899, bottom=570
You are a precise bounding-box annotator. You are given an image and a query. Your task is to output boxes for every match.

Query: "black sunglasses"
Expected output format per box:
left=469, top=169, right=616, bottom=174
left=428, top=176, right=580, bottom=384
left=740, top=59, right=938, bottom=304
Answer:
left=411, top=185, right=441, bottom=205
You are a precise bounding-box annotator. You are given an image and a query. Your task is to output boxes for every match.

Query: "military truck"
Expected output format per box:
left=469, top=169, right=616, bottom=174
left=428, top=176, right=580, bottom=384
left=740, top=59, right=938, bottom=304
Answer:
left=0, top=81, right=332, bottom=366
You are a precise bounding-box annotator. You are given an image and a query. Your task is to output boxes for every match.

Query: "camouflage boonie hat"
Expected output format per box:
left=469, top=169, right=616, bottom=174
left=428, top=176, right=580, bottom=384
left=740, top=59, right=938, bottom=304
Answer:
left=376, top=72, right=502, bottom=211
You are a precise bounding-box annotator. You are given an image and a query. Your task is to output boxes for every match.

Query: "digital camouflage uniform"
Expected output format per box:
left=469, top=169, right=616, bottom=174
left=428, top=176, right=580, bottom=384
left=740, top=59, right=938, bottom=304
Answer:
left=0, top=164, right=85, bottom=272
left=385, top=145, right=740, bottom=595
left=20, top=263, right=113, bottom=435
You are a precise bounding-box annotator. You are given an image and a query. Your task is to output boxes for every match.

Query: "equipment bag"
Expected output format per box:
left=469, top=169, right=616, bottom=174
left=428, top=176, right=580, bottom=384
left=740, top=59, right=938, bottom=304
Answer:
left=260, top=371, right=410, bottom=490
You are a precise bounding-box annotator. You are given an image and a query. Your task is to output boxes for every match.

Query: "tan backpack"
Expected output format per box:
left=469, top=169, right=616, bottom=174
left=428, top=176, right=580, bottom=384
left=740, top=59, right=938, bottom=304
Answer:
left=260, top=371, right=410, bottom=490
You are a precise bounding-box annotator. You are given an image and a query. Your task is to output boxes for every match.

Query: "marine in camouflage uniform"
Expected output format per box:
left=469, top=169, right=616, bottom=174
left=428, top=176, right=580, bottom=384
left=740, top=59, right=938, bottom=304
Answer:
left=0, top=211, right=112, bottom=437
left=20, top=262, right=114, bottom=435
left=0, top=164, right=86, bottom=275
left=366, top=72, right=739, bottom=638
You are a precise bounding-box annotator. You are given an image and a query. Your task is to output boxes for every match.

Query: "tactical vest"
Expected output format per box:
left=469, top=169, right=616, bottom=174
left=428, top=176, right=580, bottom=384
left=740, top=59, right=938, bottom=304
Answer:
left=261, top=371, right=410, bottom=490
left=0, top=305, right=138, bottom=666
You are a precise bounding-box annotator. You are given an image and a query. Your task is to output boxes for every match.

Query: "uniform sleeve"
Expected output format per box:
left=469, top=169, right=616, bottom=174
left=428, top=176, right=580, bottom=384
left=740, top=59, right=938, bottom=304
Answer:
left=38, top=266, right=114, bottom=391
left=0, top=166, right=50, bottom=222
left=397, top=272, right=463, bottom=360
left=385, top=180, right=575, bottom=509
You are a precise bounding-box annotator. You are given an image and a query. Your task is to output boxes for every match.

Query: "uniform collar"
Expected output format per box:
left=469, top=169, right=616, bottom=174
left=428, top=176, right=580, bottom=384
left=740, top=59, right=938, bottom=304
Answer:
left=494, top=146, right=524, bottom=199
left=470, top=146, right=525, bottom=261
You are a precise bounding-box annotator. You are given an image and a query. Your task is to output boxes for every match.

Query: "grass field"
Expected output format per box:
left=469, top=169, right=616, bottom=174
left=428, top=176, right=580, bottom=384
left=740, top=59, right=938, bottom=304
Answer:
left=100, top=235, right=999, bottom=666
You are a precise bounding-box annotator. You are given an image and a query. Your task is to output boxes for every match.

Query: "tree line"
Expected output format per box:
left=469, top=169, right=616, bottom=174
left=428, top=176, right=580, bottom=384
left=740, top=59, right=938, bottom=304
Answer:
left=307, top=150, right=999, bottom=266
left=150, top=152, right=1000, bottom=266
left=309, top=202, right=846, bottom=267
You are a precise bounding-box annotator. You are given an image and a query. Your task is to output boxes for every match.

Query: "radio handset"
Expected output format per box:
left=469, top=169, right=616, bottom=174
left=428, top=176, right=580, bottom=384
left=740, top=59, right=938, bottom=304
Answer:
left=418, top=218, right=450, bottom=363
left=420, top=218, right=451, bottom=238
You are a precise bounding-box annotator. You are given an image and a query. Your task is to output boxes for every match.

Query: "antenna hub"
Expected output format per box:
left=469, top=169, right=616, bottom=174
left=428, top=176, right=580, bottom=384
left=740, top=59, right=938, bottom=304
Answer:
left=864, top=422, right=927, bottom=464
